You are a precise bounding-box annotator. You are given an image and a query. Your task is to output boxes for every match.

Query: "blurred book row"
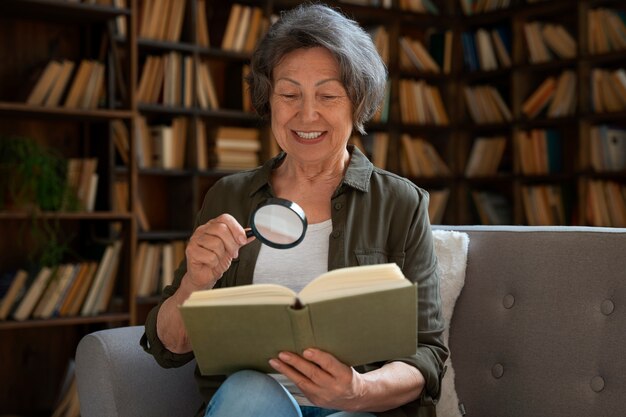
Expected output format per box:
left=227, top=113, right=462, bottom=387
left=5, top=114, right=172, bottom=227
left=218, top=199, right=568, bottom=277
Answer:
left=0, top=241, right=122, bottom=321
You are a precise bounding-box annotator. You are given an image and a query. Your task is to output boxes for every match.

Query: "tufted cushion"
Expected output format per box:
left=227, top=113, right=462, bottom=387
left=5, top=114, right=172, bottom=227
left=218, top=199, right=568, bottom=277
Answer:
left=432, top=230, right=469, bottom=417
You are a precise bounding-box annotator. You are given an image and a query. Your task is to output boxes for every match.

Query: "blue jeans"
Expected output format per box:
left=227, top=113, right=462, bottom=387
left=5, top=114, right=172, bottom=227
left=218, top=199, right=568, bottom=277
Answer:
left=204, top=370, right=376, bottom=417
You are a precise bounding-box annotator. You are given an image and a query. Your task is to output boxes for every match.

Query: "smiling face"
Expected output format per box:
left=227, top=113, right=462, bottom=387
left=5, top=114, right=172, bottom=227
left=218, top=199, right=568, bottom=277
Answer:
left=270, top=47, right=353, bottom=168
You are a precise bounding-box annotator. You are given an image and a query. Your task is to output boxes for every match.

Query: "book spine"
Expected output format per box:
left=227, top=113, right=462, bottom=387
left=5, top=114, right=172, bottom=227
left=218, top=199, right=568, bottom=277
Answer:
left=288, top=305, right=316, bottom=355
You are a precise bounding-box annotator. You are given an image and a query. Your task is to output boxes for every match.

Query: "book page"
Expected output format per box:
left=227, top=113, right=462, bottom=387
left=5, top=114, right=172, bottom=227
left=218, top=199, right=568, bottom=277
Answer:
left=183, top=284, right=297, bottom=306
left=298, top=263, right=410, bottom=304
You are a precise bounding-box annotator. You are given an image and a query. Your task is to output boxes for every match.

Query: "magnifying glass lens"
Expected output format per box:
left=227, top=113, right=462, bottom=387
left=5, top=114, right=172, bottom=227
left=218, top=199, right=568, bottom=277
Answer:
left=248, top=198, right=307, bottom=249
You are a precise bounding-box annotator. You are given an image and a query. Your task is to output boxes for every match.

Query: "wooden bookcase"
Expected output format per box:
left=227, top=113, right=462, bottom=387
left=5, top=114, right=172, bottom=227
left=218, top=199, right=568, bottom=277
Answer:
left=0, top=0, right=625, bottom=414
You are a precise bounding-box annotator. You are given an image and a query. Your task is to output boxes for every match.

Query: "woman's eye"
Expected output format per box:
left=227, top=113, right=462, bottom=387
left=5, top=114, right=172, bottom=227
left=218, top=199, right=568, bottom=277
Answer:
left=280, top=94, right=298, bottom=100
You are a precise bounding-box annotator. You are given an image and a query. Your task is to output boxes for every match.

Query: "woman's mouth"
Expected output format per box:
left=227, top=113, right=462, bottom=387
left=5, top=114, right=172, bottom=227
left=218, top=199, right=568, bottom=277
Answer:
left=295, top=131, right=323, bottom=140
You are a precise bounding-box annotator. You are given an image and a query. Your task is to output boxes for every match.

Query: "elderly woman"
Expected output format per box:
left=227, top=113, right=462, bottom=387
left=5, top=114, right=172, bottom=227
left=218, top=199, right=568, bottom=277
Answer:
left=142, top=3, right=447, bottom=417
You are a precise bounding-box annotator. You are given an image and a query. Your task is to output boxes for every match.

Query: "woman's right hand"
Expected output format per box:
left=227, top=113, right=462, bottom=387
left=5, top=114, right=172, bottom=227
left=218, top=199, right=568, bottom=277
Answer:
left=184, top=213, right=251, bottom=290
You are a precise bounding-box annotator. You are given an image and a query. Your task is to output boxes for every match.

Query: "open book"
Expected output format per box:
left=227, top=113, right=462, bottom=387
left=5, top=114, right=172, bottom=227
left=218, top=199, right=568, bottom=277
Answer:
left=179, top=263, right=417, bottom=376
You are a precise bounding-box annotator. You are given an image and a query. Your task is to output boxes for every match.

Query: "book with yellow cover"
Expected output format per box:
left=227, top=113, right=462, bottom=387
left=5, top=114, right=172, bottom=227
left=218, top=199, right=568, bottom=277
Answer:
left=180, top=263, right=417, bottom=376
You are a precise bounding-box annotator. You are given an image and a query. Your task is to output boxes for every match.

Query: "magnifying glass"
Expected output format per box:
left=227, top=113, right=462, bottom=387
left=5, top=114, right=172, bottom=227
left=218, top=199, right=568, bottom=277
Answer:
left=245, top=198, right=308, bottom=249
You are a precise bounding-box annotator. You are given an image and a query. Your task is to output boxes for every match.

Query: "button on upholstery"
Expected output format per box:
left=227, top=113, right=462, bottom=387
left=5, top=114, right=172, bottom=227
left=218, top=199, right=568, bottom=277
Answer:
left=492, top=363, right=504, bottom=379
left=590, top=376, right=605, bottom=392
left=601, top=300, right=615, bottom=316
left=503, top=294, right=515, bottom=309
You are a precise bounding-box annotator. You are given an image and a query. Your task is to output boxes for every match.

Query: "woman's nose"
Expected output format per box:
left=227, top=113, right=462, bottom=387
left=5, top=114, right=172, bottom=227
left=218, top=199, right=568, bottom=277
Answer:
left=298, top=95, right=319, bottom=122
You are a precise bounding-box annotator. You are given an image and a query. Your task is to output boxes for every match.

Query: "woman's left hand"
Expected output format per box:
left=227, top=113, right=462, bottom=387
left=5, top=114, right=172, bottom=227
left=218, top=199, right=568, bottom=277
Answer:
left=269, top=348, right=366, bottom=411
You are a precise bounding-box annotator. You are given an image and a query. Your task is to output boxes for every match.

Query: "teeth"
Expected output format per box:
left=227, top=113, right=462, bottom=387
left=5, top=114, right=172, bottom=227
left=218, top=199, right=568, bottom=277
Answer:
left=296, top=131, right=323, bottom=139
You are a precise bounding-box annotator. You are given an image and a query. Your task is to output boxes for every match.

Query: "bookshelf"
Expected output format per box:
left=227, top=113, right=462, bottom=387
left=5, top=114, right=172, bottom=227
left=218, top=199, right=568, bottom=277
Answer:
left=0, top=0, right=625, bottom=414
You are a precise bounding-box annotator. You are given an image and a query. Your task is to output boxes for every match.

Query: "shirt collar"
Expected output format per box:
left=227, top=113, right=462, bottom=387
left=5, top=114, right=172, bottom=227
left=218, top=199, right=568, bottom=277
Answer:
left=247, top=144, right=373, bottom=197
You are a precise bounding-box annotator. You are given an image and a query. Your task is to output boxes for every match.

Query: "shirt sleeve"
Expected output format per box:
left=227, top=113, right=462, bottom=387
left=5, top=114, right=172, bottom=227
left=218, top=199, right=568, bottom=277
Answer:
left=385, top=189, right=449, bottom=411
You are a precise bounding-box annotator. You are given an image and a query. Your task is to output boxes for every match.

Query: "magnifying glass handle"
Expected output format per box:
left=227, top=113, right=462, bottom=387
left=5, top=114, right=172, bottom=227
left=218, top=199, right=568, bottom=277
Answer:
left=246, top=229, right=254, bottom=238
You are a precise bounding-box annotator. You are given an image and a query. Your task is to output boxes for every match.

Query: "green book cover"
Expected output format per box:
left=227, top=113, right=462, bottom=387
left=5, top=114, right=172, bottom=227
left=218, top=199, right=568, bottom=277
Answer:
left=179, top=263, right=418, bottom=376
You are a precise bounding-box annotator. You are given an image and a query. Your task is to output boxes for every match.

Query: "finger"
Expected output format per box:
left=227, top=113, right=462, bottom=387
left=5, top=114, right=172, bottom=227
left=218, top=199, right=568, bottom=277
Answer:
left=302, top=348, right=348, bottom=376
left=196, top=215, right=245, bottom=258
left=277, top=351, right=332, bottom=385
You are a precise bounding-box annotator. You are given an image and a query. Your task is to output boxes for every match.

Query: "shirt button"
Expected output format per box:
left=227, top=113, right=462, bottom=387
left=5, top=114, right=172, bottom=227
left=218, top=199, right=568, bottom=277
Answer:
left=334, top=202, right=343, bottom=210
left=601, top=300, right=614, bottom=316
left=503, top=294, right=515, bottom=309
left=331, top=230, right=341, bottom=239
left=590, top=376, right=605, bottom=392
left=492, top=363, right=504, bottom=379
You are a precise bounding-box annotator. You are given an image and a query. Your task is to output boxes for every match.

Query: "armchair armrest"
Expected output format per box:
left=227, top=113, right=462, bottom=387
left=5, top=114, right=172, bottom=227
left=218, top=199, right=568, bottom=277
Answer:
left=76, top=326, right=203, bottom=417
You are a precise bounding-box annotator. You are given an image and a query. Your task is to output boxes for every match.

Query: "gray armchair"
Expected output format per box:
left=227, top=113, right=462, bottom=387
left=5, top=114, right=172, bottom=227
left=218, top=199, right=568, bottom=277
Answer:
left=75, top=325, right=203, bottom=417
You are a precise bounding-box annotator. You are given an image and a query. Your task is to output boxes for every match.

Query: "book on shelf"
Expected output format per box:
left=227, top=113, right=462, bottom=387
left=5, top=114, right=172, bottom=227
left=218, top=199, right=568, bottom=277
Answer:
left=214, top=127, right=261, bottom=170
left=80, top=240, right=123, bottom=316
left=471, top=190, right=512, bottom=225
left=196, top=119, right=209, bottom=170
left=516, top=129, right=562, bottom=175
left=26, top=60, right=63, bottom=106
left=135, top=240, right=185, bottom=296
left=524, top=21, right=552, bottom=63
left=399, top=79, right=449, bottom=125
left=400, top=135, right=451, bottom=178
left=0, top=269, right=28, bottom=320
left=65, top=158, right=99, bottom=211
left=137, top=0, right=185, bottom=42
left=592, top=69, right=626, bottom=113
left=196, top=0, right=210, bottom=47
left=475, top=28, right=498, bottom=71
left=399, top=36, right=440, bottom=73
left=522, top=185, right=567, bottom=226
left=112, top=119, right=130, bottom=165
left=586, top=180, right=626, bottom=227
left=196, top=61, right=219, bottom=110
left=461, top=32, right=479, bottom=71
left=490, top=26, right=512, bottom=68
left=522, top=76, right=556, bottom=119
left=546, top=70, right=576, bottom=118
left=590, top=125, right=626, bottom=172
left=63, top=60, right=105, bottom=109
left=465, top=136, right=506, bottom=177
left=463, top=85, right=512, bottom=124
left=221, top=4, right=243, bottom=51
left=58, top=262, right=99, bottom=317
left=150, top=117, right=188, bottom=170
left=179, top=263, right=417, bottom=376
left=367, top=26, right=389, bottom=66
left=43, top=60, right=76, bottom=107
left=540, top=23, right=577, bottom=59
left=33, top=264, right=82, bottom=320
left=588, top=8, right=626, bottom=55
left=12, top=267, right=53, bottom=321
left=50, top=359, right=80, bottom=417
left=398, top=0, right=439, bottom=14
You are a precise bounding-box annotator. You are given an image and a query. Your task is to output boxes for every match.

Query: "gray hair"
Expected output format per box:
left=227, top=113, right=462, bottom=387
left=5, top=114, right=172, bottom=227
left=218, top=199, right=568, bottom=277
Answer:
left=247, top=3, right=388, bottom=135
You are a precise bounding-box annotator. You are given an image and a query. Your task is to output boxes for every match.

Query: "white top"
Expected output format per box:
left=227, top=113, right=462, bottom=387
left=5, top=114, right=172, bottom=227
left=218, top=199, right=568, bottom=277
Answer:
left=253, top=218, right=332, bottom=406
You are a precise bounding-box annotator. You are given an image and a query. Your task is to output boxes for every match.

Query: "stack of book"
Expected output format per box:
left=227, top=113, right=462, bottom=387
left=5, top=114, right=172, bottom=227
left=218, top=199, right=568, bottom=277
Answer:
left=213, top=127, right=261, bottom=171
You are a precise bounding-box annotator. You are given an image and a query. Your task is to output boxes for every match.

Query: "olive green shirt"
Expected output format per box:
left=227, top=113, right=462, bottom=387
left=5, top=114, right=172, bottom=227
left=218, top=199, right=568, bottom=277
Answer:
left=142, top=146, right=448, bottom=417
